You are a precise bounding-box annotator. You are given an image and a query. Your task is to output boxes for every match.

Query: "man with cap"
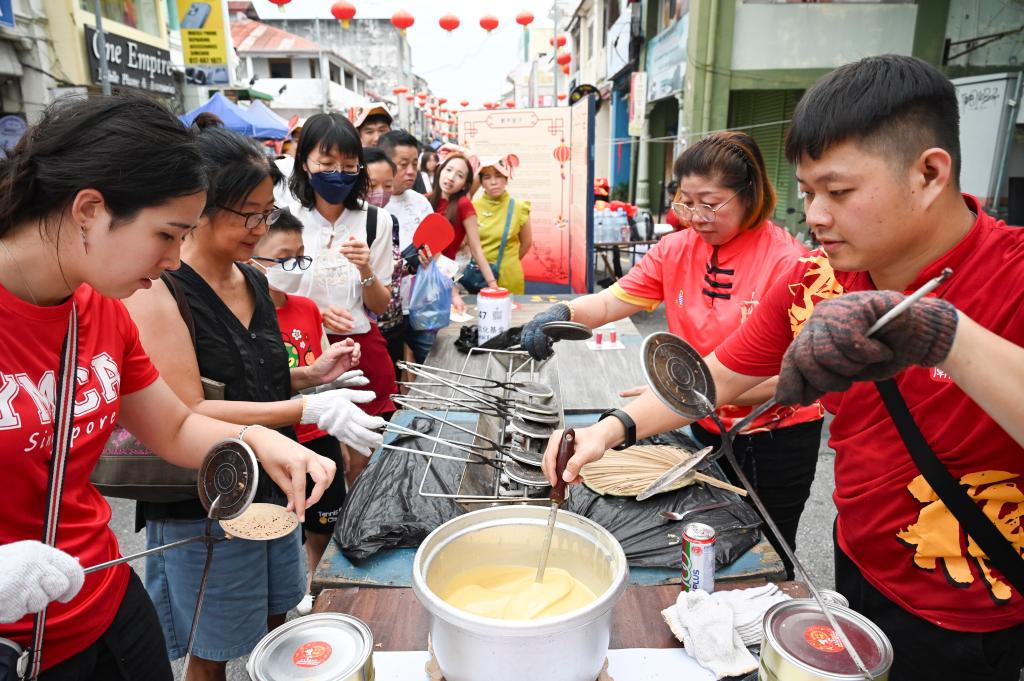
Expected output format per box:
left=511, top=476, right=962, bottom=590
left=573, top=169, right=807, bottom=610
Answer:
left=354, top=103, right=393, bottom=148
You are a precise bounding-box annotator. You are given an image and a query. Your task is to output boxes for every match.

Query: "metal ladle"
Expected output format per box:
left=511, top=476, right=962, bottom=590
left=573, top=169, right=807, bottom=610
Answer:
left=399, top=361, right=555, bottom=400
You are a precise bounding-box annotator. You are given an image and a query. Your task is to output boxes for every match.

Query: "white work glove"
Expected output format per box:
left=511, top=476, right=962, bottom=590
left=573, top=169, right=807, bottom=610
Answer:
left=301, top=389, right=385, bottom=455
left=0, top=541, right=85, bottom=623
left=661, top=590, right=757, bottom=680
left=713, top=583, right=791, bottom=646
left=300, top=370, right=370, bottom=395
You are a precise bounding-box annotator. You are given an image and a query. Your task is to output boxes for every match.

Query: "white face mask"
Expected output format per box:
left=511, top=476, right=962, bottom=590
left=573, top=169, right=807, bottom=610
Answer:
left=266, top=266, right=305, bottom=294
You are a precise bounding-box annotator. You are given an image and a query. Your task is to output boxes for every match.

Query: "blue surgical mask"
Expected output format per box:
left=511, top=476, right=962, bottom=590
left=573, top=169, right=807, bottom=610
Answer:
left=309, top=171, right=359, bottom=205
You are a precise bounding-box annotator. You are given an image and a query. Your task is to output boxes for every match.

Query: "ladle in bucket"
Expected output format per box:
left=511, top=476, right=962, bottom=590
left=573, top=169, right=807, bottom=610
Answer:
left=535, top=428, right=575, bottom=583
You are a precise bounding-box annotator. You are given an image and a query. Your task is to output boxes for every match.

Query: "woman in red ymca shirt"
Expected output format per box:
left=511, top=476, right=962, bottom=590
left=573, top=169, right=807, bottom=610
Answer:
left=521, top=132, right=823, bottom=578
left=0, top=96, right=335, bottom=680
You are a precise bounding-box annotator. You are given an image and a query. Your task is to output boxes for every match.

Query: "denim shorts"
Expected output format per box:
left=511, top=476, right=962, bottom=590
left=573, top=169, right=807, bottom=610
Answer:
left=406, top=327, right=437, bottom=364
left=144, top=517, right=304, bottom=661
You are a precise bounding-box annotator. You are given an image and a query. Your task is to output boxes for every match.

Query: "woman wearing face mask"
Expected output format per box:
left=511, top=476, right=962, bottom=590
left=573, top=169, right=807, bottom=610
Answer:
left=0, top=96, right=335, bottom=681
left=286, top=113, right=398, bottom=480
left=472, top=154, right=533, bottom=294
left=123, top=124, right=382, bottom=680
left=525, top=132, right=824, bottom=580
left=428, top=148, right=495, bottom=290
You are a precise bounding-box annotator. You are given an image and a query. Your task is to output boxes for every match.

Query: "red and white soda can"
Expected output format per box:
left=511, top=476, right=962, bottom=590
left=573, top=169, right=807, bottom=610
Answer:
left=681, top=522, right=716, bottom=594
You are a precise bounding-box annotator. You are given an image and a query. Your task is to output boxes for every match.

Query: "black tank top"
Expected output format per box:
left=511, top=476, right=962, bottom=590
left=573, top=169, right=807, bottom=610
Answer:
left=141, top=262, right=294, bottom=522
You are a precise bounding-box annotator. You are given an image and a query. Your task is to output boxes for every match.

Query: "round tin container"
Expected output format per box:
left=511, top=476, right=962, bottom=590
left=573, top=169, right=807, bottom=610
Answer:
left=246, top=613, right=374, bottom=681
left=759, top=600, right=892, bottom=680
left=817, top=590, right=850, bottom=609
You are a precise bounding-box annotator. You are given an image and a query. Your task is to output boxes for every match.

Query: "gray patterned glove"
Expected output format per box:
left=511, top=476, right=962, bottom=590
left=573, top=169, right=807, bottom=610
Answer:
left=519, top=303, right=571, bottom=361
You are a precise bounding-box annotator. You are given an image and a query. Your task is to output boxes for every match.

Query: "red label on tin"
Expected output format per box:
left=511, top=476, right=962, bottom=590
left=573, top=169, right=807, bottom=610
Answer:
left=293, top=641, right=333, bottom=668
left=804, top=626, right=845, bottom=653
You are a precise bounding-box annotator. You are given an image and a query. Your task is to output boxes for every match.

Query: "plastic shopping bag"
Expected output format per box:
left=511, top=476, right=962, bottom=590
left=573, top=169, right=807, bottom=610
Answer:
left=408, top=259, right=452, bottom=331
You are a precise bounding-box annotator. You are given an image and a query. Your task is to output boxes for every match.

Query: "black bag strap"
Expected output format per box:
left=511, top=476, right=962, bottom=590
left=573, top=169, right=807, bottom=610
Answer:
left=365, top=205, right=378, bottom=249
left=160, top=272, right=197, bottom=350
left=875, top=378, right=1024, bottom=595
left=25, top=303, right=79, bottom=679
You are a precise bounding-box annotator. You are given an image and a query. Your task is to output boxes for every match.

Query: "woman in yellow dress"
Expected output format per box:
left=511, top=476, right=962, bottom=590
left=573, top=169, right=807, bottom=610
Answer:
left=472, top=154, right=533, bottom=294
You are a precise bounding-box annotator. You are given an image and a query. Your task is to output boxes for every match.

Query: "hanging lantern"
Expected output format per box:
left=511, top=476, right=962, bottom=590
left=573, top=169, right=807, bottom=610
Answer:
left=417, top=91, right=428, bottom=99
left=439, top=13, right=460, bottom=33
left=556, top=51, right=572, bottom=66
left=460, top=99, right=470, bottom=107
left=479, top=14, right=498, bottom=33
left=440, top=107, right=449, bottom=113
left=268, top=0, right=291, bottom=11
left=392, top=86, right=408, bottom=95
left=505, top=99, right=515, bottom=108
left=549, top=35, right=567, bottom=48
left=331, top=1, right=356, bottom=28
left=553, top=140, right=570, bottom=179
left=391, top=9, right=414, bottom=35
left=515, top=10, right=534, bottom=29
left=561, top=63, right=570, bottom=75
left=557, top=93, right=567, bottom=101
left=405, top=94, right=415, bottom=101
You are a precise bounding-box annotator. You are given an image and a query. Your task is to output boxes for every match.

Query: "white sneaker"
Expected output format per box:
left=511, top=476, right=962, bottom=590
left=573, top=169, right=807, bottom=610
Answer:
left=296, top=593, right=314, bottom=615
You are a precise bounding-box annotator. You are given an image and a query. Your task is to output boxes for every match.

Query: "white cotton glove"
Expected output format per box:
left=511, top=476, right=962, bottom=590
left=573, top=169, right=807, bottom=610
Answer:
left=300, top=389, right=385, bottom=455
left=661, top=590, right=757, bottom=679
left=712, top=583, right=791, bottom=646
left=300, top=370, right=371, bottom=395
left=0, top=541, right=85, bottom=624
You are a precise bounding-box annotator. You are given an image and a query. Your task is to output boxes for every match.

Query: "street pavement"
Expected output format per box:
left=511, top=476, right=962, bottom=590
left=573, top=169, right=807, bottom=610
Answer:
left=105, top=307, right=838, bottom=680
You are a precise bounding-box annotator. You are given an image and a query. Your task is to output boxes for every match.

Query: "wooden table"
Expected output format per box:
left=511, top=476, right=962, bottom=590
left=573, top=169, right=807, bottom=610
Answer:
left=313, top=582, right=808, bottom=651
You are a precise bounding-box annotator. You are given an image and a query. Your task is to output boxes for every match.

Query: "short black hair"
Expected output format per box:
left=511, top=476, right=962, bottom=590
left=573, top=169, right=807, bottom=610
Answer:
left=379, top=129, right=420, bottom=158
left=785, top=55, right=961, bottom=182
left=363, top=146, right=396, bottom=174
left=195, top=127, right=283, bottom=216
left=289, top=112, right=368, bottom=211
left=267, top=207, right=303, bottom=235
left=360, top=113, right=393, bottom=129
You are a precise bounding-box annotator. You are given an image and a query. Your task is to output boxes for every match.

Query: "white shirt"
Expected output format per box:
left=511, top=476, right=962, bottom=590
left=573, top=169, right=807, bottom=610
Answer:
left=386, top=189, right=435, bottom=312
left=293, top=201, right=394, bottom=336
left=273, top=156, right=295, bottom=207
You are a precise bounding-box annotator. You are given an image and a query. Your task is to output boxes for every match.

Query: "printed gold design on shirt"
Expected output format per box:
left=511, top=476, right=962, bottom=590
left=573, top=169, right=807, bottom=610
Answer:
left=897, top=470, right=1023, bottom=603
left=787, top=253, right=845, bottom=338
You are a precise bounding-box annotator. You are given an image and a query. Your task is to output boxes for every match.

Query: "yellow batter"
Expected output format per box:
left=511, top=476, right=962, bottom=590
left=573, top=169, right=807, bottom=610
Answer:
left=439, top=566, right=597, bottom=620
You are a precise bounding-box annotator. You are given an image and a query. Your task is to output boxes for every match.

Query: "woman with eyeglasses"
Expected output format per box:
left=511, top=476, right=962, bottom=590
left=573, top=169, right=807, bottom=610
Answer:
left=122, top=122, right=384, bottom=681
left=284, top=112, right=398, bottom=482
left=521, top=131, right=824, bottom=579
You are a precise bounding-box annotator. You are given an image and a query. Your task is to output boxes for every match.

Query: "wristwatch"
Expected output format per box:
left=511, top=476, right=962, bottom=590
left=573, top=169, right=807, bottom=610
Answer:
left=359, top=273, right=377, bottom=287
left=598, top=408, right=637, bottom=451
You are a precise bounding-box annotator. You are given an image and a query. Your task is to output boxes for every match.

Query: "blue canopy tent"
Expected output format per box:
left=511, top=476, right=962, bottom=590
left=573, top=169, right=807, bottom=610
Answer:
left=179, top=92, right=259, bottom=136
left=243, top=101, right=289, bottom=140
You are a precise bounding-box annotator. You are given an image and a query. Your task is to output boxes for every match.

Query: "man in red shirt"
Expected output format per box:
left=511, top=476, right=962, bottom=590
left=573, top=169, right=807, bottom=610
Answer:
left=550, top=55, right=1024, bottom=680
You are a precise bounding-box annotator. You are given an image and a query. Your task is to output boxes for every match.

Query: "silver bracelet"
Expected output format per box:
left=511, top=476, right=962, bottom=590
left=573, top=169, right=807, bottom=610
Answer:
left=238, top=424, right=266, bottom=444
left=359, top=273, right=377, bottom=287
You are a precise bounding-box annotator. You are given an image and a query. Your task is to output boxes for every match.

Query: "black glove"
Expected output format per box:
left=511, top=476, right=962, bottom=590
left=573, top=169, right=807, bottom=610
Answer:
left=775, top=291, right=958, bottom=406
left=520, top=303, right=572, bottom=361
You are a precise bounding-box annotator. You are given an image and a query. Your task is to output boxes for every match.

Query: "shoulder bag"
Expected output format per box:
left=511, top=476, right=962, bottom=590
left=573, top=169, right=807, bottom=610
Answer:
left=461, top=199, right=514, bottom=294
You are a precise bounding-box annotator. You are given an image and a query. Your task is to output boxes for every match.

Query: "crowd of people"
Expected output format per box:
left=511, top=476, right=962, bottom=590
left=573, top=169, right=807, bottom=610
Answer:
left=0, top=53, right=1021, bottom=681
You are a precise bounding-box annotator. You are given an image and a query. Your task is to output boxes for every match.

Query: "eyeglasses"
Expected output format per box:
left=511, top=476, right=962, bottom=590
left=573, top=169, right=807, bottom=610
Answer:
left=672, top=184, right=749, bottom=223
left=218, top=206, right=284, bottom=230
left=311, top=160, right=363, bottom=176
left=252, top=255, right=313, bottom=271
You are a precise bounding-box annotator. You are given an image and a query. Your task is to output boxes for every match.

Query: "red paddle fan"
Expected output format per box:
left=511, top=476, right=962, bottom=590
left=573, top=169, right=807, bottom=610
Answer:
left=413, top=213, right=456, bottom=254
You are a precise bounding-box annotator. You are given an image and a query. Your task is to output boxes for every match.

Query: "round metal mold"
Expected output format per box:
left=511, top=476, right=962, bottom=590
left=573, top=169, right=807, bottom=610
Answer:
left=514, top=408, right=561, bottom=426
left=219, top=502, right=298, bottom=542
left=641, top=332, right=716, bottom=421
left=507, top=417, right=554, bottom=440
left=199, top=438, right=259, bottom=521
left=503, top=459, right=550, bottom=487
left=514, top=400, right=560, bottom=417
left=541, top=321, right=593, bottom=342
left=505, top=444, right=544, bottom=467
left=512, top=381, right=555, bottom=400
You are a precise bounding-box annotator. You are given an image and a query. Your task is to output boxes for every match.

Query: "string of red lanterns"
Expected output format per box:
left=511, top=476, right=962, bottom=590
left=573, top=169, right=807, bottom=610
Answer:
left=390, top=9, right=414, bottom=35
left=479, top=14, right=498, bottom=33
left=330, top=1, right=355, bottom=28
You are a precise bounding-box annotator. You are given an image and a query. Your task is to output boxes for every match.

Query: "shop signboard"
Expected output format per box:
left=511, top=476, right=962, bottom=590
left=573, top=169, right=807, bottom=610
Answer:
left=84, top=26, right=176, bottom=95
left=646, top=15, right=687, bottom=102
left=0, top=0, right=14, bottom=29
left=177, top=0, right=230, bottom=85
left=628, top=71, right=647, bottom=137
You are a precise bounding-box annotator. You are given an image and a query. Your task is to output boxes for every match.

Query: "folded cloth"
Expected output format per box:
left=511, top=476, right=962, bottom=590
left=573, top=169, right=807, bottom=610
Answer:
left=712, top=583, right=791, bottom=647
left=662, top=590, right=757, bottom=679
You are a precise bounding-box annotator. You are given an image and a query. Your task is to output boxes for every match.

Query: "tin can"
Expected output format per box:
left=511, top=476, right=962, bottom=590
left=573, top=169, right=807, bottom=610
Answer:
left=817, top=590, right=850, bottom=608
left=246, top=613, right=374, bottom=681
left=680, top=522, right=715, bottom=593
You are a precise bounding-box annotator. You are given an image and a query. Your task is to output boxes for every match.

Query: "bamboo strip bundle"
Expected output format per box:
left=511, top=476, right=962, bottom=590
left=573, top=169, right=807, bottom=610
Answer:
left=580, top=445, right=746, bottom=498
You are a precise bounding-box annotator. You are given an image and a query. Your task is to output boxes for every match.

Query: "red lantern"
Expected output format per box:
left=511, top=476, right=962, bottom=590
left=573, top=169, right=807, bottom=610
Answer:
left=440, top=107, right=448, bottom=114
left=417, top=92, right=428, bottom=99
left=561, top=63, right=570, bottom=75
left=392, top=86, right=408, bottom=95
left=556, top=52, right=572, bottom=66
left=505, top=99, right=515, bottom=108
left=460, top=100, right=469, bottom=107
left=405, top=94, right=415, bottom=101
left=549, top=35, right=567, bottom=48
left=438, top=97, right=448, bottom=105
left=268, top=0, right=290, bottom=10
left=391, top=9, right=414, bottom=35
left=439, top=13, right=460, bottom=33
left=331, top=1, right=356, bottom=28
left=553, top=142, right=570, bottom=164
left=515, top=10, right=533, bottom=29
left=557, top=93, right=567, bottom=101
left=479, top=14, right=498, bottom=33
